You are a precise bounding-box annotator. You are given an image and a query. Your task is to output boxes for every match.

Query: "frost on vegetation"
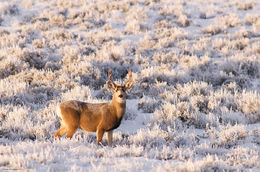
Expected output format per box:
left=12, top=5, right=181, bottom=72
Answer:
left=235, top=90, right=260, bottom=123
left=162, top=154, right=231, bottom=172
left=221, top=55, right=260, bottom=79
left=0, top=56, right=28, bottom=79
left=237, top=1, right=254, bottom=10
left=61, top=85, right=93, bottom=103
left=225, top=147, right=259, bottom=168
left=0, top=2, right=19, bottom=16
left=199, top=9, right=216, bottom=20
left=128, top=126, right=168, bottom=149
left=216, top=14, right=241, bottom=28
left=177, top=14, right=191, bottom=27
left=0, top=106, right=36, bottom=140
left=201, top=24, right=227, bottom=35
left=152, top=81, right=260, bottom=130
left=123, top=107, right=137, bottom=120
left=138, top=95, right=162, bottom=113
left=0, top=0, right=260, bottom=171
left=245, top=13, right=259, bottom=25
left=156, top=27, right=188, bottom=44
left=211, top=124, right=248, bottom=148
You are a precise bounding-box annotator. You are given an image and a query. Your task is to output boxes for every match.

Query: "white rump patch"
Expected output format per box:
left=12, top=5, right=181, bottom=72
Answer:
left=56, top=105, right=62, bottom=120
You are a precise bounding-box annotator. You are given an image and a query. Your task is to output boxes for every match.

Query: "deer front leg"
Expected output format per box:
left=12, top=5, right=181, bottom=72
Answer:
left=96, top=128, right=105, bottom=145
left=107, top=130, right=113, bottom=147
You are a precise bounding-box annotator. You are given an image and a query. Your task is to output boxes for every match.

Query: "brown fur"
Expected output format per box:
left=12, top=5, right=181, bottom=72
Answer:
left=55, top=70, right=133, bottom=146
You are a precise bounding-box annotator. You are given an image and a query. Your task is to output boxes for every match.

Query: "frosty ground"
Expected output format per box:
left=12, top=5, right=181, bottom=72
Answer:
left=0, top=0, right=260, bottom=171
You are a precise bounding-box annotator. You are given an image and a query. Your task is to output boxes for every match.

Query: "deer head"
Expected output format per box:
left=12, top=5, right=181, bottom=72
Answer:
left=107, top=69, right=133, bottom=103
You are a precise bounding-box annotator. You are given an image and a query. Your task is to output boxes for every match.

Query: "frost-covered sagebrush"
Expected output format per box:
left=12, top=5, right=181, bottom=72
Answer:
left=0, top=0, right=260, bottom=171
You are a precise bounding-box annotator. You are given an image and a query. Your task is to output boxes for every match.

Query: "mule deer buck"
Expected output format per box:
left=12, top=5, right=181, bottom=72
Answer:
left=55, top=69, right=133, bottom=146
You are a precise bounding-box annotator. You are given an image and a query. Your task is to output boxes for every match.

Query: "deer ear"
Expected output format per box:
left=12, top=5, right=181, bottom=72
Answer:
left=106, top=81, right=116, bottom=90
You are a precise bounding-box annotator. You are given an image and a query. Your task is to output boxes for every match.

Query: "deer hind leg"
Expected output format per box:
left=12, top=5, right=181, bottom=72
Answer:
left=55, top=126, right=67, bottom=138
left=62, top=110, right=80, bottom=139
left=96, top=128, right=105, bottom=145
left=65, top=127, right=78, bottom=139
left=107, top=130, right=113, bottom=147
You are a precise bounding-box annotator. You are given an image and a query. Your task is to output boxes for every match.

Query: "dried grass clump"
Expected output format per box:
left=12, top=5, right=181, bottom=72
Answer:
left=99, top=1, right=130, bottom=12
left=138, top=96, right=161, bottom=113
left=48, top=10, right=66, bottom=27
left=32, top=39, right=47, bottom=49
left=252, top=21, right=260, bottom=33
left=177, top=14, right=191, bottom=27
left=201, top=25, right=227, bottom=35
left=0, top=78, right=28, bottom=100
left=0, top=56, right=28, bottom=79
left=238, top=1, right=254, bottom=10
left=136, top=66, right=177, bottom=97
left=233, top=28, right=252, bottom=39
left=97, top=41, right=126, bottom=62
left=245, top=13, right=259, bottom=25
left=226, top=147, right=259, bottom=168
left=251, top=41, right=260, bottom=54
left=0, top=0, right=259, bottom=170
left=128, top=126, right=168, bottom=148
left=0, top=106, right=35, bottom=140
left=42, top=29, right=74, bottom=42
left=124, top=6, right=148, bottom=34
left=20, top=49, right=47, bottom=69
left=138, top=34, right=156, bottom=50
left=199, top=4, right=218, bottom=20
left=152, top=51, right=178, bottom=64
left=179, top=55, right=210, bottom=72
left=156, top=27, right=188, bottom=42
left=233, top=38, right=249, bottom=50
left=174, top=81, right=211, bottom=98
left=221, top=54, right=260, bottom=78
left=0, top=32, right=22, bottom=47
left=61, top=85, right=93, bottom=103
left=0, top=2, right=19, bottom=16
left=235, top=90, right=260, bottom=123
left=212, top=38, right=231, bottom=53
left=216, top=14, right=241, bottom=28
left=153, top=80, right=260, bottom=131
left=125, top=20, right=143, bottom=34
left=214, top=124, right=248, bottom=147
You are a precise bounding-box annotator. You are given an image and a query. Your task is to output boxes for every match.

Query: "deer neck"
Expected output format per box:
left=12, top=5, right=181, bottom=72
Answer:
left=111, top=97, right=126, bottom=119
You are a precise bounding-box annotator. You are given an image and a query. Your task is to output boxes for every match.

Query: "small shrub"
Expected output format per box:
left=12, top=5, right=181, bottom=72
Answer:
left=201, top=25, right=227, bottom=35
left=213, top=124, right=248, bottom=148
left=216, top=14, right=240, bottom=28
left=245, top=13, right=259, bottom=25
left=0, top=3, right=19, bottom=16
left=238, top=1, right=254, bottom=10
left=138, top=95, right=162, bottom=113
left=225, top=147, right=259, bottom=168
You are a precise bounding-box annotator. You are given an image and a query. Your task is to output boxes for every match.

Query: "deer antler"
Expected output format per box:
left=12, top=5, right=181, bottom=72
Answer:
left=126, top=69, right=132, bottom=82
left=108, top=69, right=116, bottom=88
left=124, top=69, right=133, bottom=89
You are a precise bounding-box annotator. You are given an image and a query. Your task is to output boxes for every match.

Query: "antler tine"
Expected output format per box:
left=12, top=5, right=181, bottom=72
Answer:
left=108, top=69, right=116, bottom=86
left=127, top=69, right=132, bottom=82
left=124, top=69, right=132, bottom=85
left=108, top=69, right=112, bottom=81
left=123, top=69, right=133, bottom=89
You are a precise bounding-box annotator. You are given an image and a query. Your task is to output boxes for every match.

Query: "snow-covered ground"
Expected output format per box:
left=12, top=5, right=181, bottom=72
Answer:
left=0, top=0, right=260, bottom=171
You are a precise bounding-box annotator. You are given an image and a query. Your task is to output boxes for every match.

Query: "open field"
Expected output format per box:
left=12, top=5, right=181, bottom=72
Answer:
left=0, top=0, right=260, bottom=171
